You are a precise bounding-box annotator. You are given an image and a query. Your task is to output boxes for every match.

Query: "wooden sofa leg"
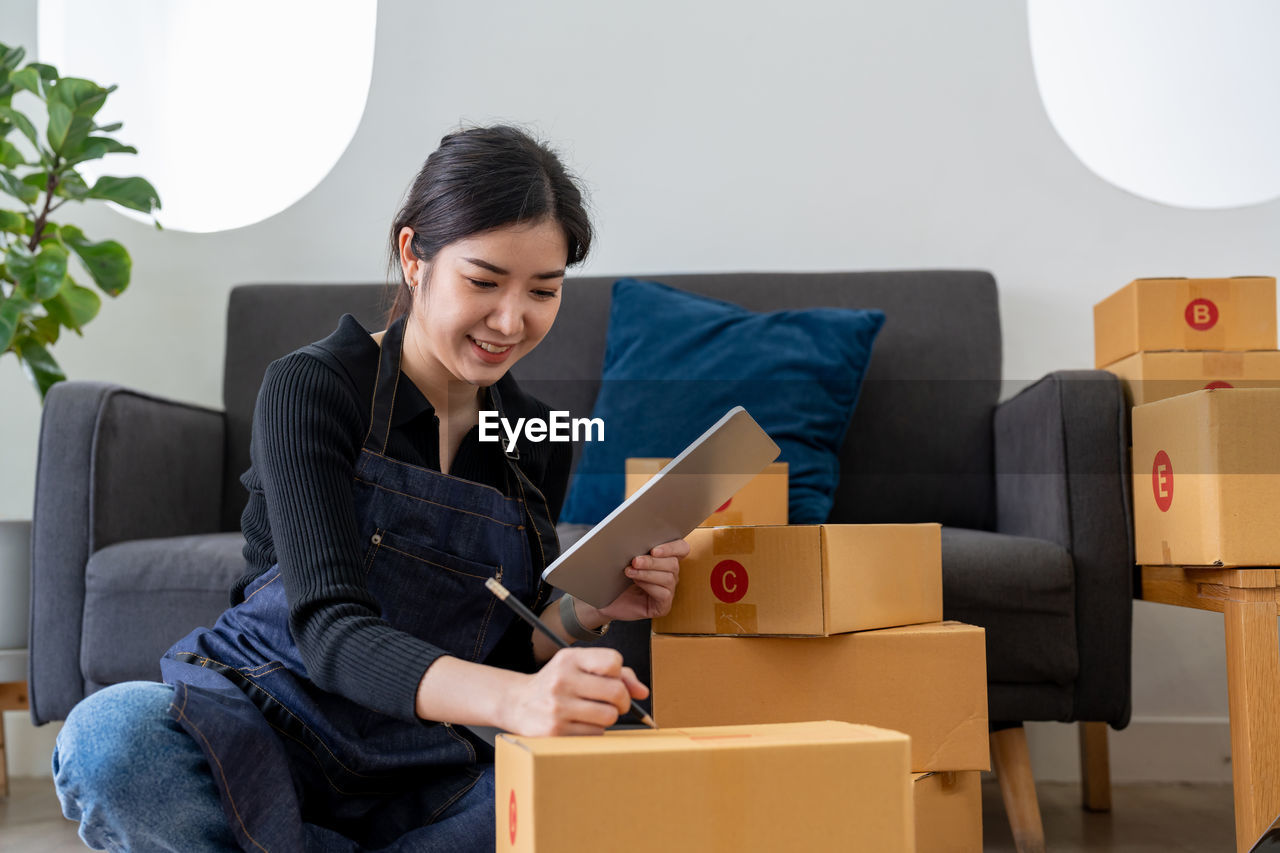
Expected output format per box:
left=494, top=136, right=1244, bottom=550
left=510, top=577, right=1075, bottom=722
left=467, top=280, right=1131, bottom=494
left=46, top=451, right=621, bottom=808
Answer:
left=1078, top=721, right=1112, bottom=812
left=991, top=726, right=1046, bottom=853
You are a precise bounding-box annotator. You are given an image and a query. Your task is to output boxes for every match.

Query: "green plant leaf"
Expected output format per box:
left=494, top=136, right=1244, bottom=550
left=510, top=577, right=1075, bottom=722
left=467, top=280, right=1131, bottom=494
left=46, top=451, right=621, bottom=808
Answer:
left=0, top=106, right=38, bottom=148
left=0, top=170, right=38, bottom=205
left=45, top=95, right=96, bottom=156
left=53, top=169, right=89, bottom=200
left=64, top=136, right=136, bottom=167
left=61, top=224, right=130, bottom=296
left=22, top=170, right=49, bottom=191
left=33, top=244, right=68, bottom=300
left=26, top=62, right=58, bottom=95
left=0, top=293, right=34, bottom=351
left=93, top=121, right=122, bottom=133
left=46, top=101, right=72, bottom=152
left=13, top=334, right=66, bottom=400
left=0, top=137, right=22, bottom=168
left=43, top=276, right=100, bottom=332
left=9, top=67, right=39, bottom=94
left=88, top=175, right=160, bottom=213
left=0, top=306, right=18, bottom=351
left=0, top=45, right=24, bottom=74
left=0, top=209, right=28, bottom=234
left=49, top=78, right=112, bottom=118
left=31, top=312, right=60, bottom=345
left=5, top=244, right=35, bottom=295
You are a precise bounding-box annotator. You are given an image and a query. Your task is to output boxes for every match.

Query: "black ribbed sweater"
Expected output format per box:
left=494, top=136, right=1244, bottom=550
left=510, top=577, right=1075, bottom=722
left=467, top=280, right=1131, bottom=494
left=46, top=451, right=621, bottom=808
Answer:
left=233, top=314, right=571, bottom=723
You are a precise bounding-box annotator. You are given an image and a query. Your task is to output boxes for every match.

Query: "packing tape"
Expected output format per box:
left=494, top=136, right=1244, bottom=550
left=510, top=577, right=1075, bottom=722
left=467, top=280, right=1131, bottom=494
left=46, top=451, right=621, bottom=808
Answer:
left=1162, top=540, right=1172, bottom=565
left=713, top=526, right=755, bottom=555
left=1201, top=351, right=1245, bottom=378
left=715, top=603, right=758, bottom=634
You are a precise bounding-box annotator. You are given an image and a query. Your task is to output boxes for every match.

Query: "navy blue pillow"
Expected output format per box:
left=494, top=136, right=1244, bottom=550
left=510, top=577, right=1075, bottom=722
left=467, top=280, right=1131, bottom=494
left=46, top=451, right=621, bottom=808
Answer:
left=559, top=278, right=885, bottom=525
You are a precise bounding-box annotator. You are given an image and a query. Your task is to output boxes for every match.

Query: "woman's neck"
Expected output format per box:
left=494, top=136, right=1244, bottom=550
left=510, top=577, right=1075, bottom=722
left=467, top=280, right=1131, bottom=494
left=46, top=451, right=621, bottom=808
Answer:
left=398, top=323, right=481, bottom=422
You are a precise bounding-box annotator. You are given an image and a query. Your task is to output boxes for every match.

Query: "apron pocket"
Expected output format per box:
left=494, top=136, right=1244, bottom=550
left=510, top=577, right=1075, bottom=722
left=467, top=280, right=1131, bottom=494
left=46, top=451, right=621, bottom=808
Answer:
left=377, top=529, right=500, bottom=579
left=365, top=530, right=502, bottom=660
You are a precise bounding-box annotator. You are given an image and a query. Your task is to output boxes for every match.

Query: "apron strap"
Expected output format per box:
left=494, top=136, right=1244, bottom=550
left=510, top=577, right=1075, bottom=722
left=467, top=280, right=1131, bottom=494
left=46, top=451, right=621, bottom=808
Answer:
left=488, top=380, right=562, bottom=593
left=363, top=314, right=409, bottom=454
left=363, top=318, right=559, bottom=581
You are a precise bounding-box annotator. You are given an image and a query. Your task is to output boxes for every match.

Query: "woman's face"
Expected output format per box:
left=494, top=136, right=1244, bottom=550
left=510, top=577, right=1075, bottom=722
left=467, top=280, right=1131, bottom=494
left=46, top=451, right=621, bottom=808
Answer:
left=403, top=218, right=568, bottom=390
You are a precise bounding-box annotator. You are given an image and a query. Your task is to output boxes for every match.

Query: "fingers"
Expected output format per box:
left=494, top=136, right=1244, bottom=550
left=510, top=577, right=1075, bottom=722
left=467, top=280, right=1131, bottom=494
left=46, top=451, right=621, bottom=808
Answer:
left=649, top=538, right=691, bottom=559
left=628, top=554, right=680, bottom=574
left=621, top=665, right=650, bottom=701
left=628, top=542, right=686, bottom=572
left=559, top=646, right=623, bottom=678
left=624, top=551, right=679, bottom=614
left=548, top=648, right=631, bottom=714
left=519, top=650, right=651, bottom=736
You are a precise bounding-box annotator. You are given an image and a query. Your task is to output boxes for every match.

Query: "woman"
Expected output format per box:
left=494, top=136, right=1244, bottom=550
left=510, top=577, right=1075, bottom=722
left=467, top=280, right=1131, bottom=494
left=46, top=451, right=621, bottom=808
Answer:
left=53, top=125, right=687, bottom=852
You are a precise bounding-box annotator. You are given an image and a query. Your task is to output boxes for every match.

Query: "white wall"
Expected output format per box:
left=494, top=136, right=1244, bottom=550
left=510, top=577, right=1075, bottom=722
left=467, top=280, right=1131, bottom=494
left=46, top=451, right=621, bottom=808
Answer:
left=3, top=0, right=1270, bottom=780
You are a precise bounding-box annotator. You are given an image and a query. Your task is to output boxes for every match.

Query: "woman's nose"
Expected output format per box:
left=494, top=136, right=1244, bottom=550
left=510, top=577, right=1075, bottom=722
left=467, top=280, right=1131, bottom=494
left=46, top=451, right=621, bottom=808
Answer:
left=488, top=297, right=522, bottom=337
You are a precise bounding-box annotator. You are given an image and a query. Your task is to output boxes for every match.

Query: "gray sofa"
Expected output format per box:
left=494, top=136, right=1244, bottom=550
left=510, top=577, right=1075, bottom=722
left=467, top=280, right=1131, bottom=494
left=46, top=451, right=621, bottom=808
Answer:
left=30, top=272, right=1133, bottom=836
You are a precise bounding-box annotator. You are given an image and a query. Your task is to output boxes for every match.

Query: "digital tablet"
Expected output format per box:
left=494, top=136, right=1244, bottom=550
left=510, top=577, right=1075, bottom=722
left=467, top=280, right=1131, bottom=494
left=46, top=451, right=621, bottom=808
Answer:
left=543, top=406, right=781, bottom=608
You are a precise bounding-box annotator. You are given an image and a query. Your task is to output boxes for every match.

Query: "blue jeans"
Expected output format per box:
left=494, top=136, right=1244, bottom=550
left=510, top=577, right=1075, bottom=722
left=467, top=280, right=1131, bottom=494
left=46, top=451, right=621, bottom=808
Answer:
left=52, top=681, right=238, bottom=852
left=53, top=681, right=498, bottom=852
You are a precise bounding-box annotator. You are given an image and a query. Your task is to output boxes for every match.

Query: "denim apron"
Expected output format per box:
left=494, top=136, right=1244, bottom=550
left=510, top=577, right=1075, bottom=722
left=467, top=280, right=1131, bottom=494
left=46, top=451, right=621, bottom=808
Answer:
left=161, top=315, right=559, bottom=852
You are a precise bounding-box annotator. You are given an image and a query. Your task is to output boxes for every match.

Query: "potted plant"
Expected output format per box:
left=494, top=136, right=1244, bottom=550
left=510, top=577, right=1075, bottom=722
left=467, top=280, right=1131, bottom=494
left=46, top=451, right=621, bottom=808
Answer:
left=0, top=40, right=160, bottom=660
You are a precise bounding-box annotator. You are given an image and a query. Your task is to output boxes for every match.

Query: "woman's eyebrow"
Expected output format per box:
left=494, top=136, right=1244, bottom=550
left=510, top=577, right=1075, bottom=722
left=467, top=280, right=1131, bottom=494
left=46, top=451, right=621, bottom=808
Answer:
left=462, top=257, right=565, bottom=280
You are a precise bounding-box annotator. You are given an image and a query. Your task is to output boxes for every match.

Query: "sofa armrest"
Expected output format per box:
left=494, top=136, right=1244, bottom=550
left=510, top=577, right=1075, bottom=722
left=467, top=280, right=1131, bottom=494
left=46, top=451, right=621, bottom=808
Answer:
left=993, top=369, right=1134, bottom=727
left=29, top=381, right=226, bottom=723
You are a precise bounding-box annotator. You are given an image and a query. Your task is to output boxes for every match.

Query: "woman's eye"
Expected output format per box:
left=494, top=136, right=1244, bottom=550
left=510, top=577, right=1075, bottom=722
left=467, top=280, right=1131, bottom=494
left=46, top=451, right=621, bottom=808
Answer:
left=467, top=278, right=497, bottom=289
left=533, top=289, right=559, bottom=300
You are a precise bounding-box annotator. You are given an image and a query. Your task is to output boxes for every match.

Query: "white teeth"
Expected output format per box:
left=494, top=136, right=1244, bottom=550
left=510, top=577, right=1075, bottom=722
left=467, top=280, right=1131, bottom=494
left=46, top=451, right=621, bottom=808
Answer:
left=472, top=338, right=512, bottom=354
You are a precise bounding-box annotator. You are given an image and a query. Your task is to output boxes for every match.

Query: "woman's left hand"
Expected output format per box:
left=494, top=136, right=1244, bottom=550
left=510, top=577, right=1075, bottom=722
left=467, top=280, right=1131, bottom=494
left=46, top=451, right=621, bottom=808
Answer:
left=591, top=538, right=689, bottom=623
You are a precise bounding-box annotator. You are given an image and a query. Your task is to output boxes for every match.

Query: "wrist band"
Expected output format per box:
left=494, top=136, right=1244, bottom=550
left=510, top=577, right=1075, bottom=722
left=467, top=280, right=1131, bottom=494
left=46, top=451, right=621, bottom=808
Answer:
left=560, top=594, right=607, bottom=642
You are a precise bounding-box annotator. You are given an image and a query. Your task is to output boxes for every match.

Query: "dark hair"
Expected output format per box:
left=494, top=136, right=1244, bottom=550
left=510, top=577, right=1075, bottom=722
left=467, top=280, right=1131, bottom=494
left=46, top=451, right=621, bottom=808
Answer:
left=385, top=125, right=593, bottom=325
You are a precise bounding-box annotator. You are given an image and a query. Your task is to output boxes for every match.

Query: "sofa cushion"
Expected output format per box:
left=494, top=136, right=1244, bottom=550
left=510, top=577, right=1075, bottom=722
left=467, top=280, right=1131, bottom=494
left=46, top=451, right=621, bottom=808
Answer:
left=82, top=533, right=246, bottom=684
left=940, top=527, right=1078, bottom=688
left=559, top=278, right=885, bottom=525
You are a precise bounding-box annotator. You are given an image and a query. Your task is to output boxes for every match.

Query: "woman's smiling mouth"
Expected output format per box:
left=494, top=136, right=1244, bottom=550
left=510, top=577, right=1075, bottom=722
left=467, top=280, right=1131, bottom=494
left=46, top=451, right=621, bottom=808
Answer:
left=468, top=335, right=515, bottom=363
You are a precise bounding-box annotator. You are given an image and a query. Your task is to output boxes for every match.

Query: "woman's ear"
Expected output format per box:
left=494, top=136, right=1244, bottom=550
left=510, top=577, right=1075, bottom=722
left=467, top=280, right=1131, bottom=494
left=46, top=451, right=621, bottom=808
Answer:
left=398, top=226, right=422, bottom=287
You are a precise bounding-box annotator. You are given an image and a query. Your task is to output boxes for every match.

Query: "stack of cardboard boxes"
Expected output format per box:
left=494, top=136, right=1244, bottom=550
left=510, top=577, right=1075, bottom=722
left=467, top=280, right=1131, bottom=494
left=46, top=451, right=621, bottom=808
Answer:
left=630, top=459, right=989, bottom=852
left=1093, top=277, right=1280, bottom=567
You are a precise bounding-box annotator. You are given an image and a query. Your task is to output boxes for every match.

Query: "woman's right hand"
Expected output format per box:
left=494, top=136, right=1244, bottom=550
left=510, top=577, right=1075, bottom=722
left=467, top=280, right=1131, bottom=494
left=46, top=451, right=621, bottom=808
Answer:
left=502, top=647, right=648, bottom=736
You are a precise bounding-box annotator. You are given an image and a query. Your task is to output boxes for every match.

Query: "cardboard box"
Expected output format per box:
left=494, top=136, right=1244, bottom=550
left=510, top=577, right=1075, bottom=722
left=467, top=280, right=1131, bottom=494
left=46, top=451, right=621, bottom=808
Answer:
left=495, top=721, right=914, bottom=852
left=913, top=771, right=982, bottom=853
left=652, top=523, right=942, bottom=636
left=1093, top=276, right=1276, bottom=368
left=625, top=458, right=789, bottom=526
left=651, top=621, right=989, bottom=771
left=1133, top=388, right=1280, bottom=566
left=1106, top=350, right=1280, bottom=408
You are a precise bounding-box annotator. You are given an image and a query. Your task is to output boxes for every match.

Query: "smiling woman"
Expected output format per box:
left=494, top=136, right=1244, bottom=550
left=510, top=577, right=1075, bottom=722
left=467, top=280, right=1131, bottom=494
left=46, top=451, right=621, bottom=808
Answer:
left=395, top=219, right=569, bottom=418
left=49, top=124, right=690, bottom=852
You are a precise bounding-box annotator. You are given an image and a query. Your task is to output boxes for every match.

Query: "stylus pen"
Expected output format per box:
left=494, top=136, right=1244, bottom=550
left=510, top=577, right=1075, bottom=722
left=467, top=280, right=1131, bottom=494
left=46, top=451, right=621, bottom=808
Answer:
left=484, top=577, right=657, bottom=729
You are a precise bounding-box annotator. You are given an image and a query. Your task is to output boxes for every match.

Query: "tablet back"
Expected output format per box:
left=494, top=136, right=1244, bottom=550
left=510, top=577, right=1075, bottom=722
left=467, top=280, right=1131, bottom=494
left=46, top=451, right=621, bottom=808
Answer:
left=542, top=407, right=780, bottom=608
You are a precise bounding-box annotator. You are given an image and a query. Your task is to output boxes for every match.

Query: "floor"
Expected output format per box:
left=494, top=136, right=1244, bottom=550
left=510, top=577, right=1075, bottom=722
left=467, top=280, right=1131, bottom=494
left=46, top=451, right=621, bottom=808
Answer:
left=0, top=775, right=1239, bottom=851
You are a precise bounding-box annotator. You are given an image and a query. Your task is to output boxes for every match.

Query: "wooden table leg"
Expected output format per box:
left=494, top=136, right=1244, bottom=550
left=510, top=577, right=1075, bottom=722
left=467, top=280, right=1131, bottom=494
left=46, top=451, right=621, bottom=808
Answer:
left=1224, top=590, right=1280, bottom=852
left=0, top=703, right=7, bottom=798
left=0, top=682, right=29, bottom=799
left=991, top=726, right=1045, bottom=853
left=1078, top=721, right=1112, bottom=812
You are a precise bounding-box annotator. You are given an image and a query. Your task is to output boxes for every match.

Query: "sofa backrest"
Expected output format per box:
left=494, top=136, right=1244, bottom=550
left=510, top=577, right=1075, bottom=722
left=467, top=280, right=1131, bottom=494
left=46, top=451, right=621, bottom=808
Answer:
left=223, top=271, right=1001, bottom=532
